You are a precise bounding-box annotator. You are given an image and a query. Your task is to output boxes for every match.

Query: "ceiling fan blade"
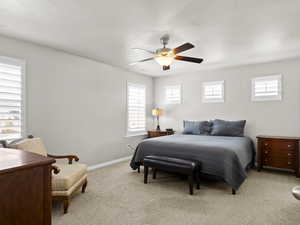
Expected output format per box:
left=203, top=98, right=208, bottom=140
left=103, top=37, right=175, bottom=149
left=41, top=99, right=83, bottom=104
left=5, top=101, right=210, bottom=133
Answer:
left=163, top=65, right=170, bottom=71
left=131, top=48, right=155, bottom=54
left=172, top=43, right=194, bottom=54
left=129, top=57, right=154, bottom=65
left=175, top=56, right=203, bottom=64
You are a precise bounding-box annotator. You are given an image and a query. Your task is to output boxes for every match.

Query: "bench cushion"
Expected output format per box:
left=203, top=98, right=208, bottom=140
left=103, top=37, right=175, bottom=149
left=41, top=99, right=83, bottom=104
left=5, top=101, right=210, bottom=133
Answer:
left=144, top=155, right=199, bottom=175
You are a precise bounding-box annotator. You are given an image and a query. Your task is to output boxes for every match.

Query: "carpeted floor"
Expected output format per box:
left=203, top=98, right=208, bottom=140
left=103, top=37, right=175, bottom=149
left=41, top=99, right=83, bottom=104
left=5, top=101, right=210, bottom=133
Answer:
left=52, top=160, right=300, bottom=225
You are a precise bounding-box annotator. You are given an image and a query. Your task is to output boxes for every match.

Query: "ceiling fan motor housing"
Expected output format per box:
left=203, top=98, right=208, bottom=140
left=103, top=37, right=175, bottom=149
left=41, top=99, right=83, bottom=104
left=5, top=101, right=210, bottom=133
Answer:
left=155, top=48, right=172, bottom=56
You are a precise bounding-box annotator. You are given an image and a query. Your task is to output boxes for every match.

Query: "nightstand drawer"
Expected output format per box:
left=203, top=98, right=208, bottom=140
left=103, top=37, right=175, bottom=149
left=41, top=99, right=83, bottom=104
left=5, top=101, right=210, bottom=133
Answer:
left=147, top=130, right=174, bottom=138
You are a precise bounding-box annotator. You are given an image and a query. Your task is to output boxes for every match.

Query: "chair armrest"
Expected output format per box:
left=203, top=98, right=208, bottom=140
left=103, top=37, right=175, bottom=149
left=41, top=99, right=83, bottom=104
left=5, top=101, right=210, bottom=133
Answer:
left=51, top=165, right=60, bottom=174
left=47, top=154, right=79, bottom=164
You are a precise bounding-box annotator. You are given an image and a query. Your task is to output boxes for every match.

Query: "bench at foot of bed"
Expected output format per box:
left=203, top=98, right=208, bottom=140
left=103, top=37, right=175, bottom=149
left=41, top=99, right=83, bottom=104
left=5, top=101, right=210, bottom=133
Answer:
left=137, top=163, right=237, bottom=195
left=143, top=155, right=201, bottom=195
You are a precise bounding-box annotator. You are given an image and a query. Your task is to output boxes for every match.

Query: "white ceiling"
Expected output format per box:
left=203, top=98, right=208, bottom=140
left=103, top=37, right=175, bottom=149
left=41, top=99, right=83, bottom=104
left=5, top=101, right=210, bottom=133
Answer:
left=1, top=0, right=300, bottom=76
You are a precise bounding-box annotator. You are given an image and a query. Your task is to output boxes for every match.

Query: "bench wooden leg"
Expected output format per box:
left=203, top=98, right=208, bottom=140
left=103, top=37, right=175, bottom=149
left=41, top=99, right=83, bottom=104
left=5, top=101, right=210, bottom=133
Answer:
left=144, top=166, right=149, bottom=184
left=232, top=188, right=236, bottom=195
left=188, top=175, right=194, bottom=195
left=152, top=168, right=157, bottom=179
left=138, top=166, right=140, bottom=173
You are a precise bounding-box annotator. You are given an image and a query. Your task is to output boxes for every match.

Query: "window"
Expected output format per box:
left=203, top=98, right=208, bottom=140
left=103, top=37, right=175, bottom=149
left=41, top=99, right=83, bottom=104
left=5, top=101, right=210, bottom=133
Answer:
left=202, top=80, right=224, bottom=103
left=165, top=85, right=181, bottom=104
left=127, top=82, right=146, bottom=135
left=252, top=75, right=282, bottom=101
left=0, top=56, right=25, bottom=140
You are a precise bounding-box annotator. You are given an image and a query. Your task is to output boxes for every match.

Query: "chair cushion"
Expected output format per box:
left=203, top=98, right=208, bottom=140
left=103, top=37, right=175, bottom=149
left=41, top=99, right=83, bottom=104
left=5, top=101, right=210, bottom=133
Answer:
left=52, top=163, right=87, bottom=191
left=9, top=137, right=48, bottom=157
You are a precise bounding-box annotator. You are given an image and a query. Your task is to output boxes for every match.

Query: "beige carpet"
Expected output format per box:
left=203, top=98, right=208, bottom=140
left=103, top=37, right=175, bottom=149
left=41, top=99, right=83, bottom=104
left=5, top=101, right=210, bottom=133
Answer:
left=53, top=160, right=300, bottom=225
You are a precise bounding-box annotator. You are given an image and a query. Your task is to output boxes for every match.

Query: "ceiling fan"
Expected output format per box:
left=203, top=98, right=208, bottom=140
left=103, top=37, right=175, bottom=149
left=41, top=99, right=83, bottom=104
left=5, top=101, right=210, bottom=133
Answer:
left=130, top=35, right=204, bottom=71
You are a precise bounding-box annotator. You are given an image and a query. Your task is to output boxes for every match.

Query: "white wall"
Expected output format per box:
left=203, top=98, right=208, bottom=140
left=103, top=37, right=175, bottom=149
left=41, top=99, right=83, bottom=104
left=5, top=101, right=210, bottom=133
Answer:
left=155, top=58, right=300, bottom=141
left=0, top=35, right=154, bottom=166
left=2, top=34, right=300, bottom=166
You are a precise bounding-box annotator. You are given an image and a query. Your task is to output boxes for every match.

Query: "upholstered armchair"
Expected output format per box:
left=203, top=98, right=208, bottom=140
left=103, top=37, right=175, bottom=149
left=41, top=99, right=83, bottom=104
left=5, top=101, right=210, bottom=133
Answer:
left=9, top=137, right=88, bottom=214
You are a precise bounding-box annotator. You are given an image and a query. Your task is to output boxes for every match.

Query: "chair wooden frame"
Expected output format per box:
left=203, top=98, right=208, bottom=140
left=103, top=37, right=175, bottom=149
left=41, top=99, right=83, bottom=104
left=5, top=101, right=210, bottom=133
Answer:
left=48, top=153, right=88, bottom=213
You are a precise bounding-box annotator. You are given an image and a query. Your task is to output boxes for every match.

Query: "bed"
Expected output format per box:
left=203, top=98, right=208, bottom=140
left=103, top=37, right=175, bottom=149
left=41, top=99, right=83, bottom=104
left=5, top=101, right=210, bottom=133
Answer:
left=130, top=134, right=255, bottom=191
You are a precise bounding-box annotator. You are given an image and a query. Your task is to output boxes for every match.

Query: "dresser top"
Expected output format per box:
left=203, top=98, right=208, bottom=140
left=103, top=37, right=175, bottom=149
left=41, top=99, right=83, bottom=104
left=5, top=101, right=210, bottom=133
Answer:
left=256, top=135, right=300, bottom=141
left=0, top=148, right=55, bottom=174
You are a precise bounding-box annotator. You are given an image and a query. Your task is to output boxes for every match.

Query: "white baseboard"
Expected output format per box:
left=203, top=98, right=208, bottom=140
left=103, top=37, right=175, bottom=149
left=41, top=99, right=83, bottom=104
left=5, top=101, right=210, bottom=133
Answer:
left=87, top=155, right=132, bottom=171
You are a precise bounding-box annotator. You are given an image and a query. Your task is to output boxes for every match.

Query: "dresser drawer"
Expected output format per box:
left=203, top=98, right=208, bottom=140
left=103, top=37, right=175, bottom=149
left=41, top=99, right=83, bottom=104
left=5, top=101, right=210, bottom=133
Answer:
left=262, top=140, right=296, bottom=153
left=263, top=149, right=295, bottom=158
left=263, top=156, right=295, bottom=169
left=277, top=141, right=295, bottom=150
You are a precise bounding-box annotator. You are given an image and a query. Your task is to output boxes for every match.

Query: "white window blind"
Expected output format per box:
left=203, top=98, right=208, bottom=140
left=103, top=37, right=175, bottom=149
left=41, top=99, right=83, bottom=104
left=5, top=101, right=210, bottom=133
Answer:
left=202, top=81, right=224, bottom=103
left=0, top=56, right=25, bottom=140
left=252, top=75, right=282, bottom=101
left=165, top=85, right=181, bottom=104
left=127, top=82, right=146, bottom=135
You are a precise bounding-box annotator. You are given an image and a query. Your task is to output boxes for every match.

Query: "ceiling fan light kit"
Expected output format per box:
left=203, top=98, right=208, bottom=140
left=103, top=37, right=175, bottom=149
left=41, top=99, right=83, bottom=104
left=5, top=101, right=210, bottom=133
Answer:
left=131, top=35, right=203, bottom=71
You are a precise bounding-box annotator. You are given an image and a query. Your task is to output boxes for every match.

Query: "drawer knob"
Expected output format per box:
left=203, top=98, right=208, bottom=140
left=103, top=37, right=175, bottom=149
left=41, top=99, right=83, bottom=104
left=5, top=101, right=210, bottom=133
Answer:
left=264, top=151, right=268, bottom=154
left=288, top=144, right=292, bottom=148
left=288, top=162, right=291, bottom=165
left=265, top=143, right=268, bottom=146
left=288, top=153, right=291, bottom=156
left=264, top=159, right=268, bottom=162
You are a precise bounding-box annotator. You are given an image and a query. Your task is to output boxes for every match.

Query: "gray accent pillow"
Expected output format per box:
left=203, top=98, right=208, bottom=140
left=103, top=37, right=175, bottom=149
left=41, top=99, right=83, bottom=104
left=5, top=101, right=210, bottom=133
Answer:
left=211, top=119, right=246, bottom=137
left=183, top=120, right=211, bottom=135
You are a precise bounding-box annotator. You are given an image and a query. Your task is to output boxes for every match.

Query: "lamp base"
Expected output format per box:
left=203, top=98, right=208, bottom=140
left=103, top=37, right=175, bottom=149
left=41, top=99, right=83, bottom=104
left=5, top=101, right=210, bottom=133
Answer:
left=156, top=125, right=161, bottom=131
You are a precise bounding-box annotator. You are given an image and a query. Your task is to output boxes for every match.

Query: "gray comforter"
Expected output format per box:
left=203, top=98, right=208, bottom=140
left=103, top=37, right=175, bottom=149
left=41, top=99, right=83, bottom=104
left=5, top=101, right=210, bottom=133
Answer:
left=130, top=134, right=255, bottom=190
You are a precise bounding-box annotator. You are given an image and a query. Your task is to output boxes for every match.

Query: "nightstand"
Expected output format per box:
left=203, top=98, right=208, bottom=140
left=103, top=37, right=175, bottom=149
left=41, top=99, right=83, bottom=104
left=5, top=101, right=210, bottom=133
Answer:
left=147, top=130, right=174, bottom=138
left=257, top=135, right=300, bottom=177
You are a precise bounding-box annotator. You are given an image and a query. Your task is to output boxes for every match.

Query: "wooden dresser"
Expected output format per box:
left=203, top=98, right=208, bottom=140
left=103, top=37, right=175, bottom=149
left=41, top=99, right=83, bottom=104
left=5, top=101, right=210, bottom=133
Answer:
left=257, top=135, right=300, bottom=177
left=0, top=148, right=55, bottom=225
left=148, top=130, right=175, bottom=138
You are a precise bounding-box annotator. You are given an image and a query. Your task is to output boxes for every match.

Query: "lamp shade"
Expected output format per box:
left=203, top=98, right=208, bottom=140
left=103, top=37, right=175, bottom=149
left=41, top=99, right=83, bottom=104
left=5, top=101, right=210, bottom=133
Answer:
left=152, top=108, right=164, bottom=116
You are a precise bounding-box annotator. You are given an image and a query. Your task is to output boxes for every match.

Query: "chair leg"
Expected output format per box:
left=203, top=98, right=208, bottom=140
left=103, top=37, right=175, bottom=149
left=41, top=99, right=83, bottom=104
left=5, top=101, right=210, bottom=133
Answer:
left=82, top=179, right=88, bottom=193
left=188, top=175, right=194, bottom=195
left=63, top=197, right=70, bottom=214
left=232, top=188, right=236, bottom=195
left=144, top=166, right=149, bottom=184
left=152, top=168, right=157, bottom=179
left=138, top=166, right=140, bottom=173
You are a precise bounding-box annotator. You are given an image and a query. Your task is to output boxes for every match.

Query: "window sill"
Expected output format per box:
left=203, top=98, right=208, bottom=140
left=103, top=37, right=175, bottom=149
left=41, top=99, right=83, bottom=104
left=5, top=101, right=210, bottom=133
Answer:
left=125, top=132, right=147, bottom=138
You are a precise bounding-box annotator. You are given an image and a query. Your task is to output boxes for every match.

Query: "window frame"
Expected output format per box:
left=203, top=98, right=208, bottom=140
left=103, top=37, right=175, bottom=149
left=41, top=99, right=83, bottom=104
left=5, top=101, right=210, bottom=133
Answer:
left=202, top=80, right=225, bottom=103
left=251, top=74, right=282, bottom=102
left=126, top=82, right=146, bottom=137
left=165, top=84, right=182, bottom=105
left=0, top=55, right=26, bottom=140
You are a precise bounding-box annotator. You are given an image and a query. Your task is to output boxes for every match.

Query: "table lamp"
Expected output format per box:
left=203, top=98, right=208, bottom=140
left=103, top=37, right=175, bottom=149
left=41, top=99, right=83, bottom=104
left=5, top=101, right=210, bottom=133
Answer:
left=152, top=108, right=164, bottom=131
